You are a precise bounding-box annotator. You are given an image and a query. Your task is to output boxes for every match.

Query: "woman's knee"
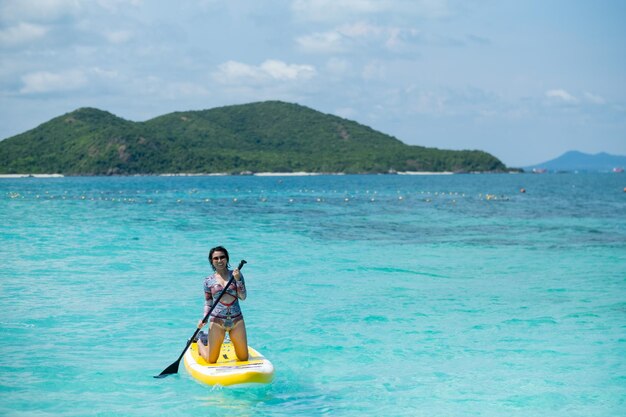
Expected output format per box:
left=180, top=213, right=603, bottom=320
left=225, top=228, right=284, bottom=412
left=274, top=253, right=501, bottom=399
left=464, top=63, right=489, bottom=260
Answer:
left=238, top=350, right=249, bottom=361
left=232, top=332, right=249, bottom=360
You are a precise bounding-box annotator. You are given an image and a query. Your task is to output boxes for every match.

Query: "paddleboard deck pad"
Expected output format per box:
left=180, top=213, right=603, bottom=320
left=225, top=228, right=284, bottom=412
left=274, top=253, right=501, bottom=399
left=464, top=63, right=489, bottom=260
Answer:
left=183, top=340, right=274, bottom=386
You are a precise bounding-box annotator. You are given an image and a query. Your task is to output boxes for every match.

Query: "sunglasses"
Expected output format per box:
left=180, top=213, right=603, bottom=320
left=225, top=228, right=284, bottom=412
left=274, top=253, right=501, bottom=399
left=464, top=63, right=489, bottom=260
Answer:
left=212, top=255, right=227, bottom=261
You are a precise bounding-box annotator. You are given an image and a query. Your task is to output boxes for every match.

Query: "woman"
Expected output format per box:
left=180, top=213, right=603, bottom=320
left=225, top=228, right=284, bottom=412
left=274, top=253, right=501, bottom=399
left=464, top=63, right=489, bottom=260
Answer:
left=197, top=246, right=249, bottom=363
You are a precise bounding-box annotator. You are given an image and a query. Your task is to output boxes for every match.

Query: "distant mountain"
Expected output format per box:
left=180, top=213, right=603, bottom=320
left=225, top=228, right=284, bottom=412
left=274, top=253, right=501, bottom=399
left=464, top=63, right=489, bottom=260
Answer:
left=525, top=151, right=626, bottom=172
left=0, top=101, right=507, bottom=175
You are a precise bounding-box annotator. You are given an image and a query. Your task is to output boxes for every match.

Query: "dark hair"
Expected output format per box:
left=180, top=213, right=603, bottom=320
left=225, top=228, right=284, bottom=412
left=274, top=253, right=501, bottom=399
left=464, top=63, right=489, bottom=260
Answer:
left=208, top=246, right=230, bottom=271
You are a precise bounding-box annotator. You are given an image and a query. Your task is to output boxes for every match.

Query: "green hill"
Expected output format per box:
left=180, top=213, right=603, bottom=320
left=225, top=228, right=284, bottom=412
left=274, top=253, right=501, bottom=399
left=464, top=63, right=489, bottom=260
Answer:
left=0, top=101, right=507, bottom=175
left=525, top=150, right=626, bottom=172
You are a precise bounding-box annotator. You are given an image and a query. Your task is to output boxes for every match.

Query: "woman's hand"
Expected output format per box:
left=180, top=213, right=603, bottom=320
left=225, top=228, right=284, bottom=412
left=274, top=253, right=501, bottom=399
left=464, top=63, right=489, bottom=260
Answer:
left=197, top=319, right=206, bottom=329
left=233, top=268, right=241, bottom=281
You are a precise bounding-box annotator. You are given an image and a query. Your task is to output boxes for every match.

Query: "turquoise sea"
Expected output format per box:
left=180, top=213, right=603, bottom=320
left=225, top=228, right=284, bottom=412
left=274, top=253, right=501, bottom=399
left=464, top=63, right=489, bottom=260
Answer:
left=1, top=173, right=625, bottom=417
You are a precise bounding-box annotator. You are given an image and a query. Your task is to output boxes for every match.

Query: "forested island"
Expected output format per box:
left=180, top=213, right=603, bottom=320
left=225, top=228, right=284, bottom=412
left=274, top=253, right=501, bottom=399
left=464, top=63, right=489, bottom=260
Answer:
left=0, top=101, right=508, bottom=175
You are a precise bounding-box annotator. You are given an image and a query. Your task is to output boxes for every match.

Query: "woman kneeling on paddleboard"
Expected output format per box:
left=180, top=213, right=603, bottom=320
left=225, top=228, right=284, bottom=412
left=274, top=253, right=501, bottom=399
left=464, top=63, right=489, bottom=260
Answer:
left=197, top=246, right=249, bottom=363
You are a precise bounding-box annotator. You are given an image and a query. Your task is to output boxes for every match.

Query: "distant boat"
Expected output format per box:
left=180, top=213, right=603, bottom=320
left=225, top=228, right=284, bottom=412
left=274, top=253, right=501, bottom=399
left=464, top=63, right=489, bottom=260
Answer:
left=532, top=168, right=547, bottom=174
left=613, top=167, right=624, bottom=173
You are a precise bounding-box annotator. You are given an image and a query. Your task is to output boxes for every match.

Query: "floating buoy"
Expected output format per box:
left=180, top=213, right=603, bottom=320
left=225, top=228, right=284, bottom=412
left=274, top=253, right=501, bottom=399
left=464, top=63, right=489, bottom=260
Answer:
left=520, top=188, right=526, bottom=193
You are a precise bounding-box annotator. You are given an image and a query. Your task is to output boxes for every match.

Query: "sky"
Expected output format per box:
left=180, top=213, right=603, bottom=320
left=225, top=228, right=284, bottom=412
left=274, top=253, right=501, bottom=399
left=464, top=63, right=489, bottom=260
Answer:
left=0, top=0, right=624, bottom=167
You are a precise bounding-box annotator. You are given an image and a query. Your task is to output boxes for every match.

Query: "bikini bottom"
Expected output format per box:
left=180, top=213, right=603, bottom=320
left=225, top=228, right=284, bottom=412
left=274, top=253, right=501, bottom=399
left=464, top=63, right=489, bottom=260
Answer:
left=210, top=314, right=243, bottom=332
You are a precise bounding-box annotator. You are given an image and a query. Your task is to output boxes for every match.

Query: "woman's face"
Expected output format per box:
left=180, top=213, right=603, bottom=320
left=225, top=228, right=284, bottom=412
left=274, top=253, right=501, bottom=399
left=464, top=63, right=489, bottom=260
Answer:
left=211, top=250, right=228, bottom=270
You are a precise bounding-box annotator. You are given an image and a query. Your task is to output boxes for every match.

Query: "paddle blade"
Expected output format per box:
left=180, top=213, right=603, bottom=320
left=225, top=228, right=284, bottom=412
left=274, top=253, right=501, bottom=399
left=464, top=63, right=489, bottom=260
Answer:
left=154, top=360, right=180, bottom=378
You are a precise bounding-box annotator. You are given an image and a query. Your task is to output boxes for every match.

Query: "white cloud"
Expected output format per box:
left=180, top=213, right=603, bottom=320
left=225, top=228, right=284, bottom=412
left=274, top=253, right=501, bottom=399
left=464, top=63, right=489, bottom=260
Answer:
left=411, top=0, right=451, bottom=18
left=20, top=70, right=88, bottom=94
left=291, top=0, right=383, bottom=22
left=291, top=0, right=450, bottom=22
left=0, top=0, right=81, bottom=23
left=583, top=92, right=605, bottom=105
left=297, top=22, right=421, bottom=54
left=362, top=61, right=386, bottom=80
left=340, top=21, right=384, bottom=38
left=384, top=27, right=422, bottom=51
left=104, top=30, right=133, bottom=44
left=91, top=67, right=119, bottom=79
left=325, top=58, right=351, bottom=75
left=215, top=61, right=260, bottom=82
left=97, top=0, right=143, bottom=12
left=0, top=22, right=48, bottom=46
left=411, top=91, right=447, bottom=115
left=545, top=89, right=578, bottom=103
left=296, top=31, right=346, bottom=54
left=261, top=60, right=316, bottom=80
left=213, top=60, right=316, bottom=84
left=18, top=67, right=126, bottom=94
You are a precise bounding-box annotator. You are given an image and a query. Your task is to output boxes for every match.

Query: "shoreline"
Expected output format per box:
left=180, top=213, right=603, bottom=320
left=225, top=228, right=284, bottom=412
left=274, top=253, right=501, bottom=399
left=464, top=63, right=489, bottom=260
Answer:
left=397, top=171, right=454, bottom=175
left=0, top=171, right=459, bottom=178
left=0, top=171, right=535, bottom=179
left=0, top=174, right=65, bottom=178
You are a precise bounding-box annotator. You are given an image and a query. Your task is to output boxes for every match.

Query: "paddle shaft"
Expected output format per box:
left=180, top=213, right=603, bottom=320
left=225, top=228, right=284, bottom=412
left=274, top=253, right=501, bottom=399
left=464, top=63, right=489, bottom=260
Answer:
left=154, top=259, right=246, bottom=378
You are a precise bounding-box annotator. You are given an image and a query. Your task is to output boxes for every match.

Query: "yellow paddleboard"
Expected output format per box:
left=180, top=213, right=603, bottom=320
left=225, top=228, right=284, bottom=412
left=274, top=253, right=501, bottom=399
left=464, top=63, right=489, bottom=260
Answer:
left=183, top=341, right=274, bottom=386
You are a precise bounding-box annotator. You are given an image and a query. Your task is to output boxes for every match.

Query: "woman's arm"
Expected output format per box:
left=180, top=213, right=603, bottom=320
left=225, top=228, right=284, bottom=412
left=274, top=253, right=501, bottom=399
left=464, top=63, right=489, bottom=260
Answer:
left=235, top=273, right=247, bottom=301
left=198, top=289, right=213, bottom=329
left=203, top=289, right=213, bottom=316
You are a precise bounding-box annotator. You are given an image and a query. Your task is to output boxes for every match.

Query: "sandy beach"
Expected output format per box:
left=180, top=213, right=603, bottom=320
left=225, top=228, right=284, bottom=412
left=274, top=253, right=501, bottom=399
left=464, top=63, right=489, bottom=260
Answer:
left=0, top=174, right=64, bottom=178
left=0, top=171, right=461, bottom=178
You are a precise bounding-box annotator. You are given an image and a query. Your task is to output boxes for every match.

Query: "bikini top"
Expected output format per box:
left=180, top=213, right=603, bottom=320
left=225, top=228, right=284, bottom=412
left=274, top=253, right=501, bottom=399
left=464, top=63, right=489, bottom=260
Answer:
left=204, top=272, right=245, bottom=307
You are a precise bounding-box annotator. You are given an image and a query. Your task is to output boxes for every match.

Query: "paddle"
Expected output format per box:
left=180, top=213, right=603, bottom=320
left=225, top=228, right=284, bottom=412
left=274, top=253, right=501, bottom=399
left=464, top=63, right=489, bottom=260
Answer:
left=154, top=259, right=247, bottom=378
